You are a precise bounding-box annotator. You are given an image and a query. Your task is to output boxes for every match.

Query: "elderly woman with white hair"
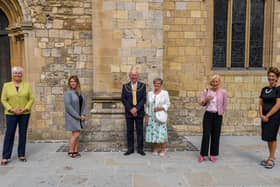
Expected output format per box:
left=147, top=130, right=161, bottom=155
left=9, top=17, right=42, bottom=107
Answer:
left=145, top=78, right=170, bottom=157
left=0, top=66, right=34, bottom=165
left=198, top=74, right=228, bottom=163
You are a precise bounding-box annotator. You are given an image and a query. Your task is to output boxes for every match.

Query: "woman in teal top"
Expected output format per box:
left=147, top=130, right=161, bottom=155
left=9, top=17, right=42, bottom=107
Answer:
left=145, top=78, right=170, bottom=157
left=1, top=66, right=34, bottom=165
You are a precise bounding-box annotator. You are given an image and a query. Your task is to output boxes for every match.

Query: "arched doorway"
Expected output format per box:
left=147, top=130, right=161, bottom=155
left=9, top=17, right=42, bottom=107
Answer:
left=0, top=9, right=11, bottom=132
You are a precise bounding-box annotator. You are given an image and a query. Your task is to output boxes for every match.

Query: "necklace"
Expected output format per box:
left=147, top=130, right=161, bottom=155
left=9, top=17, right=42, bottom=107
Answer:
left=265, top=88, right=273, bottom=94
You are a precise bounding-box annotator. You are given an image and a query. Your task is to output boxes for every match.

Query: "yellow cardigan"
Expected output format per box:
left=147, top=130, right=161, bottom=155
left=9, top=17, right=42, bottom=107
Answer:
left=1, top=81, right=34, bottom=115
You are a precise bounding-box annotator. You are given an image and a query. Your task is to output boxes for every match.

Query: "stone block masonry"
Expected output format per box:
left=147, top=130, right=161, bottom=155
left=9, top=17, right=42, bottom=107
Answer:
left=4, top=0, right=279, bottom=143
left=26, top=0, right=93, bottom=140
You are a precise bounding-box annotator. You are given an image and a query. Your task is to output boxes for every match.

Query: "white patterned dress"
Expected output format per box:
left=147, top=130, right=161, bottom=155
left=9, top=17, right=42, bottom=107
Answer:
left=145, top=90, right=170, bottom=143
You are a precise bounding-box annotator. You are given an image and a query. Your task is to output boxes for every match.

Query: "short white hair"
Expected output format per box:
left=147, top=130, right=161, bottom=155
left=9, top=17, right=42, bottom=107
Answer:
left=129, top=66, right=139, bottom=75
left=12, top=66, right=24, bottom=73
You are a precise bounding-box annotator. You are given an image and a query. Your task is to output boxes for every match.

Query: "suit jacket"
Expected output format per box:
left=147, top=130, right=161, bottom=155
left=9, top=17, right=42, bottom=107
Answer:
left=121, top=81, right=146, bottom=118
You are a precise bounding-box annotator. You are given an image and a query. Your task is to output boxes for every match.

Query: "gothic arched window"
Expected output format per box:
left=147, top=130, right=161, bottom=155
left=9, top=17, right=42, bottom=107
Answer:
left=213, top=0, right=267, bottom=69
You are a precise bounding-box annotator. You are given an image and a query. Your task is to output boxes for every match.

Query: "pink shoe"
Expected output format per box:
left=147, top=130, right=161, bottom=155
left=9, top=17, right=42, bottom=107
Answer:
left=197, top=156, right=205, bottom=163
left=209, top=156, right=216, bottom=162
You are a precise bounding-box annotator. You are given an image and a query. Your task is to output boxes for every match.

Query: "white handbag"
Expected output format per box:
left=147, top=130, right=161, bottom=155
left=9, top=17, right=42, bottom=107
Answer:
left=155, top=110, right=167, bottom=123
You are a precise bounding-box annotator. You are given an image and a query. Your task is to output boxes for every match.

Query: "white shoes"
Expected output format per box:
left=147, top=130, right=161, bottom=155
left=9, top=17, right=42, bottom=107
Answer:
left=152, top=151, right=158, bottom=156
left=159, top=151, right=165, bottom=157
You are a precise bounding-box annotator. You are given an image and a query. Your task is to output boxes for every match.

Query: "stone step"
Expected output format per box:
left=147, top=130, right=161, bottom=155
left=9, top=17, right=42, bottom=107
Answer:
left=58, top=136, right=198, bottom=152
left=81, top=130, right=185, bottom=141
left=80, top=102, right=198, bottom=152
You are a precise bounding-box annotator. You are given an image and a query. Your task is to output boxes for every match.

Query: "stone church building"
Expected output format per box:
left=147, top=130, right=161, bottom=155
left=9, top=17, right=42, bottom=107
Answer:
left=0, top=0, right=280, bottom=146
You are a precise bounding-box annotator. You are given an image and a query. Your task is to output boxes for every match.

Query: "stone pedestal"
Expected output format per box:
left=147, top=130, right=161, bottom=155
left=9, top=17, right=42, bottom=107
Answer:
left=78, top=96, right=198, bottom=152
left=80, top=96, right=127, bottom=151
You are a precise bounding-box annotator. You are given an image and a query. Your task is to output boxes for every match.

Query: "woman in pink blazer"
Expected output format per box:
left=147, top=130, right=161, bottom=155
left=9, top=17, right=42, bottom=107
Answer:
left=198, top=74, right=228, bottom=163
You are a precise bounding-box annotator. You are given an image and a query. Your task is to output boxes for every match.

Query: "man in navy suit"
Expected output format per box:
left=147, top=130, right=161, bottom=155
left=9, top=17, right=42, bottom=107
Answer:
left=121, top=67, right=146, bottom=156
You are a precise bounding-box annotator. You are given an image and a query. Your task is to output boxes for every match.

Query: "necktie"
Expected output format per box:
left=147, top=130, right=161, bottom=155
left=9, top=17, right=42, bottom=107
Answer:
left=132, top=83, right=137, bottom=106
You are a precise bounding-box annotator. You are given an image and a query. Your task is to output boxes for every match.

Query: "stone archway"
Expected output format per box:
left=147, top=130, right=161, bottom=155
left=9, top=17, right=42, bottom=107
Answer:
left=0, top=0, right=32, bottom=132
left=0, top=0, right=31, bottom=68
left=0, top=9, right=11, bottom=131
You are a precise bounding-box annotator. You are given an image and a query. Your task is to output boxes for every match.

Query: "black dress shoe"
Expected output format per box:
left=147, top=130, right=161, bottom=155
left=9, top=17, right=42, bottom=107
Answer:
left=137, top=150, right=146, bottom=156
left=124, top=151, right=134, bottom=156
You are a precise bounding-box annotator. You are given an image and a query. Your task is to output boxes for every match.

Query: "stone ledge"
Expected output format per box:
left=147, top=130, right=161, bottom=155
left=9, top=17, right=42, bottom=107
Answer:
left=91, top=108, right=124, bottom=114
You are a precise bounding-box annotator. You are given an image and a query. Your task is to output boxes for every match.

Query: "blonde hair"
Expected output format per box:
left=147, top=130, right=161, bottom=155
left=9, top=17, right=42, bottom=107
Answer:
left=209, top=74, right=221, bottom=86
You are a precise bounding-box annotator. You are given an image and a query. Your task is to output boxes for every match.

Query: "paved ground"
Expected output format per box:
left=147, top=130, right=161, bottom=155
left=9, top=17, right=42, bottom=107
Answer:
left=0, top=136, right=279, bottom=187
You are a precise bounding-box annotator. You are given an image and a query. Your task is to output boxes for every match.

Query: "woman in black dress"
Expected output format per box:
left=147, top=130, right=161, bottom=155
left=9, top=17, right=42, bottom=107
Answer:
left=259, top=67, right=280, bottom=169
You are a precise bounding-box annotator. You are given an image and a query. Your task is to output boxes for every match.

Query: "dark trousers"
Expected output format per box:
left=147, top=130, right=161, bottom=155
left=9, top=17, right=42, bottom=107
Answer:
left=2, top=114, right=30, bottom=159
left=126, top=117, right=144, bottom=152
left=200, top=111, right=223, bottom=156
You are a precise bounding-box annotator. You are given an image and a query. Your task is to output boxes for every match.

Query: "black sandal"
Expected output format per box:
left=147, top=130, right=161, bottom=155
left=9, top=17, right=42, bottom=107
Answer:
left=265, top=159, right=275, bottom=169
left=260, top=159, right=268, bottom=166
left=68, top=152, right=75, bottom=158
left=73, top=152, right=81, bottom=158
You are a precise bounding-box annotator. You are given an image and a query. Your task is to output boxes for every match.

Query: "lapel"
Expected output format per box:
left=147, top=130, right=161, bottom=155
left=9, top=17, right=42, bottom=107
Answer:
left=12, top=81, right=23, bottom=94
left=17, top=82, right=24, bottom=93
left=215, top=90, right=219, bottom=106
left=136, top=82, right=140, bottom=90
left=124, top=82, right=142, bottom=93
left=124, top=82, right=132, bottom=93
left=128, top=82, right=132, bottom=91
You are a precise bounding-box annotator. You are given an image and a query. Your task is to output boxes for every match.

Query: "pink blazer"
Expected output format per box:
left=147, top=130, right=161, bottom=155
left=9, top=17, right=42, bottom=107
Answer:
left=199, top=88, right=228, bottom=115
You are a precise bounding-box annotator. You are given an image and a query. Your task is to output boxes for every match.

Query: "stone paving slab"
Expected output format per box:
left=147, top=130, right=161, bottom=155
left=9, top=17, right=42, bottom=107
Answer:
left=0, top=136, right=280, bottom=187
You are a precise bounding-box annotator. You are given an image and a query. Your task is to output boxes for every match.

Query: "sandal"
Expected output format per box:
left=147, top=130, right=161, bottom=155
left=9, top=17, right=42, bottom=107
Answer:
left=18, top=157, right=27, bottom=162
left=73, top=152, right=81, bottom=158
left=260, top=159, right=268, bottom=166
left=265, top=159, right=275, bottom=169
left=1, top=159, right=9, bottom=165
left=68, top=152, right=75, bottom=158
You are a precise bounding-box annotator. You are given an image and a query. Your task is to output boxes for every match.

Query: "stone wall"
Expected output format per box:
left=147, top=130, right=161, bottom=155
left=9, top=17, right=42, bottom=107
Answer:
left=274, top=1, right=280, bottom=68
left=88, top=0, right=165, bottom=146
left=24, top=0, right=93, bottom=139
left=26, top=0, right=165, bottom=140
left=1, top=0, right=280, bottom=142
left=163, top=0, right=276, bottom=135
left=92, top=0, right=164, bottom=96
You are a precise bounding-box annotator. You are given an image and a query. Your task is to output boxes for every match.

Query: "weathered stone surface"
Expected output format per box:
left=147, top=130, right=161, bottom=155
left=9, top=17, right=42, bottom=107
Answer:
left=16, top=0, right=93, bottom=140
left=1, top=0, right=279, bottom=143
left=0, top=137, right=279, bottom=187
